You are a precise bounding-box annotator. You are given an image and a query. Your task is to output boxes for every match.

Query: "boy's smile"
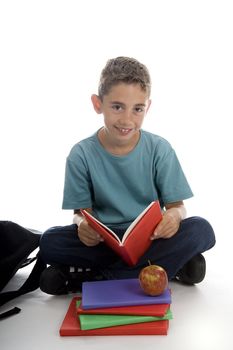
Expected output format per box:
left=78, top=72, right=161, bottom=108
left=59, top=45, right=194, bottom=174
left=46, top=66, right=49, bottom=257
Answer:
left=91, top=83, right=151, bottom=155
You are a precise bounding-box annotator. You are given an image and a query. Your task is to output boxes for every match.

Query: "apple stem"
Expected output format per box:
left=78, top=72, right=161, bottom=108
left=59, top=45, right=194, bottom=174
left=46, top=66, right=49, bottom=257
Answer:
left=148, top=260, right=151, bottom=266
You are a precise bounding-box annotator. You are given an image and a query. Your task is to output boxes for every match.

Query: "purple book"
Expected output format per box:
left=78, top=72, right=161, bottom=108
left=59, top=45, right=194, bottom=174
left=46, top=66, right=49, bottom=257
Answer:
left=82, top=278, right=171, bottom=310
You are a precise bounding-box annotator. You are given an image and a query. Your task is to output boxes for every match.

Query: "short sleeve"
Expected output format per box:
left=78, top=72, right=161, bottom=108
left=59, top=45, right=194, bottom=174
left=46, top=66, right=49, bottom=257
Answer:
left=154, top=147, right=193, bottom=205
left=62, top=154, right=92, bottom=210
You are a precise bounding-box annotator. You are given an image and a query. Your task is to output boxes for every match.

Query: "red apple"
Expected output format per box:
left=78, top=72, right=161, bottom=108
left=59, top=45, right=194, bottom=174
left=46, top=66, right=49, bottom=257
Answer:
left=139, top=264, right=168, bottom=296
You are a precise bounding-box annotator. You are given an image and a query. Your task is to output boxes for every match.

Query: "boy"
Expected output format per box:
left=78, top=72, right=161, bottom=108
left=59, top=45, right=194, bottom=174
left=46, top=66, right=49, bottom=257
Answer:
left=39, top=57, right=215, bottom=295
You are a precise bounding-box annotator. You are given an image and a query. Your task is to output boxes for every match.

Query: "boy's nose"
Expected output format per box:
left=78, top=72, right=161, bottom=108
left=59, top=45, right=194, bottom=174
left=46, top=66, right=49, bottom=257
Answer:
left=121, top=110, right=132, bottom=123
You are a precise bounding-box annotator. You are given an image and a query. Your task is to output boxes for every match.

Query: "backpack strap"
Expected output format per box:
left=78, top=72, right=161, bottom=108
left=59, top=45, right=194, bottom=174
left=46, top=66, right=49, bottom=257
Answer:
left=0, top=253, right=46, bottom=318
left=0, top=307, right=21, bottom=320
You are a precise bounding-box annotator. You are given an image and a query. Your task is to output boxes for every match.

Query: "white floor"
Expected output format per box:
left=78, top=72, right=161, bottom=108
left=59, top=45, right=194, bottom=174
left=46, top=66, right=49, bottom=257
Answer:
left=1, top=244, right=232, bottom=350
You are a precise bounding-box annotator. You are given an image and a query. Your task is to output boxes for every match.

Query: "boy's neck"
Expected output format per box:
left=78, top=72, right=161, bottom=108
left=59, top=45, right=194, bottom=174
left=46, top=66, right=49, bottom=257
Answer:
left=97, top=128, right=141, bottom=156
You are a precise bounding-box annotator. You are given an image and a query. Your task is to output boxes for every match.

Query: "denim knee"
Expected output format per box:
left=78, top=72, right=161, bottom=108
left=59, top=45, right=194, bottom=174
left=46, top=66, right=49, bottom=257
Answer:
left=39, top=226, right=65, bottom=263
left=185, top=216, right=216, bottom=251
left=40, top=226, right=56, bottom=247
left=39, top=228, right=54, bottom=262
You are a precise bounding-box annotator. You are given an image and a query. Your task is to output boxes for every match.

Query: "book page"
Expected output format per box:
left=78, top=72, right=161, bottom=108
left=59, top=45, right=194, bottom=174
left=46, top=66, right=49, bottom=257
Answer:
left=121, top=202, right=156, bottom=244
left=81, top=210, right=121, bottom=244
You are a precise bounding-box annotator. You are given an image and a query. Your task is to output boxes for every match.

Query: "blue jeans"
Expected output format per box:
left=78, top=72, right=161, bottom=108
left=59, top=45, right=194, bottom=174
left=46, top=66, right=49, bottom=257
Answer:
left=39, top=216, right=216, bottom=280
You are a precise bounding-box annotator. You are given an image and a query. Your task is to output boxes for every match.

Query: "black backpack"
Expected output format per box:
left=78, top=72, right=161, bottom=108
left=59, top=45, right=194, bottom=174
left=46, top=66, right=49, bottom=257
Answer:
left=0, top=221, right=46, bottom=319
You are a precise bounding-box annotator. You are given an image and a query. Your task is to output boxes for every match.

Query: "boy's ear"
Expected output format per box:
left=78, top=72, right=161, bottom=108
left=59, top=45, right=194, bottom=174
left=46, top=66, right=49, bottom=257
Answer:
left=146, top=99, right=152, bottom=113
left=91, top=94, right=102, bottom=114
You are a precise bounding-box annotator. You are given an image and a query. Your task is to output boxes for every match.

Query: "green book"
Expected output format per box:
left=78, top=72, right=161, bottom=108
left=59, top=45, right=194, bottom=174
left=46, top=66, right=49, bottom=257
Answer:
left=76, top=301, right=173, bottom=330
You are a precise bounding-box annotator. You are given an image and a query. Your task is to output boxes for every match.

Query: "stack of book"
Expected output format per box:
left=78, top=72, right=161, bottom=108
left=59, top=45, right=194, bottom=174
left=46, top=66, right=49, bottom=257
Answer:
left=59, top=278, right=172, bottom=336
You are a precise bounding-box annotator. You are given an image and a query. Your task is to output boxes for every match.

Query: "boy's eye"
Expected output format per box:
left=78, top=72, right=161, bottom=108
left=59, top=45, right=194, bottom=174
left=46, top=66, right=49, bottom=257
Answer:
left=135, top=107, right=144, bottom=113
left=112, top=104, right=122, bottom=111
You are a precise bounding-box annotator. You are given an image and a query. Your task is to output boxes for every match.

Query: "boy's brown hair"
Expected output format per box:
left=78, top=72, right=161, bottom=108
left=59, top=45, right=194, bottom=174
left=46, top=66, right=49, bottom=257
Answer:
left=98, top=56, right=151, bottom=100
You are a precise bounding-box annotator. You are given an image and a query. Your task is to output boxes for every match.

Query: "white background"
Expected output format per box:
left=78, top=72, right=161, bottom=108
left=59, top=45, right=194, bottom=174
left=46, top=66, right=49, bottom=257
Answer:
left=0, top=0, right=232, bottom=246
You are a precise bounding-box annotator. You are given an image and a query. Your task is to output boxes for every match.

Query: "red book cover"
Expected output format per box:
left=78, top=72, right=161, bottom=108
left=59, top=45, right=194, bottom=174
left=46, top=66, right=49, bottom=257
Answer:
left=59, top=297, right=169, bottom=336
left=77, top=302, right=170, bottom=317
left=81, top=201, right=162, bottom=266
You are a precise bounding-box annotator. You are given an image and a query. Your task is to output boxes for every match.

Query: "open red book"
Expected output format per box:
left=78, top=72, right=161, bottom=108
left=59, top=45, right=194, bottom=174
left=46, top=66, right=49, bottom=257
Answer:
left=81, top=201, right=162, bottom=266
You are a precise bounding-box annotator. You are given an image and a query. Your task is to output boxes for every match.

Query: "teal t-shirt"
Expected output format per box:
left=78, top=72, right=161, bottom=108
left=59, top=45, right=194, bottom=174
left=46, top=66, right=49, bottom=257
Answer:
left=62, top=129, right=193, bottom=227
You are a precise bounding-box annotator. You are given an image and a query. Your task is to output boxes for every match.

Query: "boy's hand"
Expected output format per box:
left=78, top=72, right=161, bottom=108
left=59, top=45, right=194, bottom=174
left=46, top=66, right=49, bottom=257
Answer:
left=151, top=201, right=186, bottom=240
left=77, top=219, right=104, bottom=246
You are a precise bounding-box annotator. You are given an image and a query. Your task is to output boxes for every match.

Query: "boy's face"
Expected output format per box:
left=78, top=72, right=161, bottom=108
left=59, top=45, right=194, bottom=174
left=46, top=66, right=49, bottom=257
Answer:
left=92, top=83, right=151, bottom=151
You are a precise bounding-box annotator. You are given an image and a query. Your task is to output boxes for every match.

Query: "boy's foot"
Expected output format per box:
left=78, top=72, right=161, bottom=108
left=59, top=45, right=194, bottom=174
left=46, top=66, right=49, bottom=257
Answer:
left=39, top=265, right=104, bottom=295
left=175, top=253, right=206, bottom=285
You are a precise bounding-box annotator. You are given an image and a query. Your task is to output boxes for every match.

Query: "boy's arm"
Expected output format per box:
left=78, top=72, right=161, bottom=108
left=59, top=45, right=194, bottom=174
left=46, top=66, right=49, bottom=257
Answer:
left=165, top=201, right=187, bottom=221
left=151, top=201, right=186, bottom=240
left=73, top=209, right=103, bottom=246
left=73, top=208, right=93, bottom=226
left=73, top=209, right=86, bottom=226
